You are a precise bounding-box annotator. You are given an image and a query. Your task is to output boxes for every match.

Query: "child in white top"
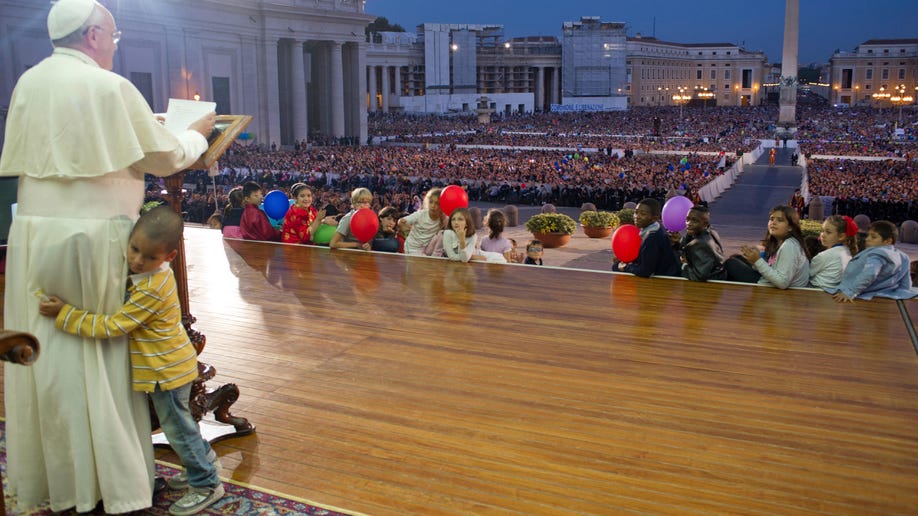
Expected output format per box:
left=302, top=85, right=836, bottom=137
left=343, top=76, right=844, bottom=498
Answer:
left=399, top=188, right=446, bottom=255
left=809, top=215, right=857, bottom=289
left=442, top=208, right=485, bottom=262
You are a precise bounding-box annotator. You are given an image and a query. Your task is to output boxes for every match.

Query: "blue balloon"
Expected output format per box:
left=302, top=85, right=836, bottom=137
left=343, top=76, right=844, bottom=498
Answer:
left=618, top=172, right=625, bottom=179
left=263, top=190, right=290, bottom=220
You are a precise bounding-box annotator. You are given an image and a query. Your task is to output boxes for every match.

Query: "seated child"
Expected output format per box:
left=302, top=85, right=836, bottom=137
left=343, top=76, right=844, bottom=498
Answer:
left=507, top=238, right=525, bottom=264
left=330, top=188, right=373, bottom=251
left=613, top=198, right=680, bottom=277
left=442, top=208, right=485, bottom=262
left=524, top=240, right=543, bottom=265
left=372, top=206, right=402, bottom=253
left=38, top=207, right=225, bottom=515
left=826, top=220, right=917, bottom=302
left=809, top=215, right=857, bottom=289
left=239, top=181, right=281, bottom=241
left=221, top=187, right=245, bottom=239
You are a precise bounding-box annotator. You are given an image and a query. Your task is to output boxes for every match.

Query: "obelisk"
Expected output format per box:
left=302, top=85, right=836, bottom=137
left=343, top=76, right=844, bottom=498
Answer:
left=777, top=0, right=799, bottom=139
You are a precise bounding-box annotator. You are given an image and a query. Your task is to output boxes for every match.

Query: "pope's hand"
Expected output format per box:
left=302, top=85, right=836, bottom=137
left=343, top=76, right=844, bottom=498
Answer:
left=189, top=112, right=216, bottom=139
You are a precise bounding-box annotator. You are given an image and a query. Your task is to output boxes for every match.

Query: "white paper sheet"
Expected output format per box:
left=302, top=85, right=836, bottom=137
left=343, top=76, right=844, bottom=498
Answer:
left=163, top=98, right=216, bottom=136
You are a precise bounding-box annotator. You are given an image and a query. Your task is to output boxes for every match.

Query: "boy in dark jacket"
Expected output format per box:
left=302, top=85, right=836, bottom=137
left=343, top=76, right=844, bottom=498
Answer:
left=613, top=198, right=680, bottom=277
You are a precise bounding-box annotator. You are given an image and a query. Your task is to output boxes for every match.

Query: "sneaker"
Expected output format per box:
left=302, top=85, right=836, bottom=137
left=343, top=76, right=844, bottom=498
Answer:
left=167, top=450, right=221, bottom=490
left=168, top=483, right=225, bottom=516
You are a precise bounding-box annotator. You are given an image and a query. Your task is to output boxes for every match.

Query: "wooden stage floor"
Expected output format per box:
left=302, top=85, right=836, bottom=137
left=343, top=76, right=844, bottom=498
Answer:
left=4, top=226, right=918, bottom=514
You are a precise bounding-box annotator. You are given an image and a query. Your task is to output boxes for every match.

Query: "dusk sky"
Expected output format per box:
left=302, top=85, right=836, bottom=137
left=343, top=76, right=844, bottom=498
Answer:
left=365, top=0, right=918, bottom=66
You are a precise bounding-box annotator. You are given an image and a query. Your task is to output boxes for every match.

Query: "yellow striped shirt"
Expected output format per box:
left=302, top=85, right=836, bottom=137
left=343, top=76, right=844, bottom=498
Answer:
left=55, top=265, right=198, bottom=392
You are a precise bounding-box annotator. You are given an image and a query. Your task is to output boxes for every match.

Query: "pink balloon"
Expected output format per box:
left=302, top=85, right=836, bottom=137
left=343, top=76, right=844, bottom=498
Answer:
left=612, top=224, right=641, bottom=263
left=439, top=185, right=468, bottom=216
left=349, top=208, right=379, bottom=243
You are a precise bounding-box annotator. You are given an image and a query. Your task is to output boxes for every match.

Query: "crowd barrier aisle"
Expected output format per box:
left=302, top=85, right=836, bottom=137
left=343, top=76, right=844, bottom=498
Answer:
left=696, top=145, right=763, bottom=203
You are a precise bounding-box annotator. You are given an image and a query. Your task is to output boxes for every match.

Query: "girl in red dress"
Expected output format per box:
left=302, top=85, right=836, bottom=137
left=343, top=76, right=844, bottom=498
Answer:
left=281, top=183, right=324, bottom=244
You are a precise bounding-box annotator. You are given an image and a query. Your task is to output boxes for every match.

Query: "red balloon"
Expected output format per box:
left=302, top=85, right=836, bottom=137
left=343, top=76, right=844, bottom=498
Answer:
left=439, top=185, right=468, bottom=216
left=349, top=208, right=379, bottom=243
left=611, top=224, right=641, bottom=263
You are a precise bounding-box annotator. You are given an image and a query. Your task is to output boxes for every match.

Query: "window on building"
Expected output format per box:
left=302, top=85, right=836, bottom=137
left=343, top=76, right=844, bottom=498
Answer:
left=711, top=69, right=716, bottom=79
left=697, top=69, right=702, bottom=80
left=882, top=68, right=889, bottom=79
left=866, top=69, right=873, bottom=80
left=724, top=70, right=731, bottom=80
left=841, top=69, right=853, bottom=89
left=742, top=69, right=752, bottom=89
left=130, top=72, right=155, bottom=110
left=900, top=69, right=906, bottom=79
left=212, top=77, right=231, bottom=114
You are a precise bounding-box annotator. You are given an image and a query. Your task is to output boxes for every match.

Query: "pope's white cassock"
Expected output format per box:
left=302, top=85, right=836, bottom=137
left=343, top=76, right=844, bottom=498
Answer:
left=0, top=47, right=207, bottom=512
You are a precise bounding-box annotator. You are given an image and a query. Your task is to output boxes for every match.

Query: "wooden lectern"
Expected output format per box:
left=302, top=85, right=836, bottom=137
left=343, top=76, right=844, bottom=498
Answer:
left=157, top=115, right=255, bottom=444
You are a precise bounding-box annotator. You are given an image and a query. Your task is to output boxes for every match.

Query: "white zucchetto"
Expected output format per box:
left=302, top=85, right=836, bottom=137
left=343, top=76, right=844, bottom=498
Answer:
left=47, top=0, right=97, bottom=40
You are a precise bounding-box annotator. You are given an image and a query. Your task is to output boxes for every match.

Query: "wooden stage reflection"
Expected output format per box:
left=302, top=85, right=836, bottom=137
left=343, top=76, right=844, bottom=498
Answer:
left=5, top=226, right=918, bottom=514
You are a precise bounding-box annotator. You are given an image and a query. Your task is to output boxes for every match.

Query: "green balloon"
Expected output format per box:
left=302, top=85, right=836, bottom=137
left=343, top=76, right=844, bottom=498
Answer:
left=312, top=224, right=337, bottom=244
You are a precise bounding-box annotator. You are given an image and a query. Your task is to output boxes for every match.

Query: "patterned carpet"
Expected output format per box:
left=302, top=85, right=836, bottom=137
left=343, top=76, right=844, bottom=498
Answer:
left=0, top=421, right=352, bottom=515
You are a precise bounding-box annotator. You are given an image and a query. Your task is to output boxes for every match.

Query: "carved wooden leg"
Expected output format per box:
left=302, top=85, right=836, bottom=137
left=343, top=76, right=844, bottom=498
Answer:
left=151, top=171, right=255, bottom=446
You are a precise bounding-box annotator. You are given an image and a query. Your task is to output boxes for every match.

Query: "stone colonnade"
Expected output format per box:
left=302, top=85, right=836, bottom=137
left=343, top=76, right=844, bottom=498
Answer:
left=279, top=38, right=365, bottom=145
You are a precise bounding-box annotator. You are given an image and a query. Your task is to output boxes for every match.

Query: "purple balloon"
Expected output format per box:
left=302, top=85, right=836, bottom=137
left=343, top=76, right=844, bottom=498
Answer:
left=662, top=195, right=694, bottom=232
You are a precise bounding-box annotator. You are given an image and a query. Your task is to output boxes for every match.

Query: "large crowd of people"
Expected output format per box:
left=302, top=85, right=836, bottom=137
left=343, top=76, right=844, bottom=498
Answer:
left=148, top=104, right=918, bottom=230
left=806, top=158, right=918, bottom=223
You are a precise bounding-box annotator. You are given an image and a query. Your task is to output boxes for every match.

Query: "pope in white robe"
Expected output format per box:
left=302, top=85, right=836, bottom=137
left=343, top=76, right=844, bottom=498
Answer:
left=0, top=0, right=213, bottom=512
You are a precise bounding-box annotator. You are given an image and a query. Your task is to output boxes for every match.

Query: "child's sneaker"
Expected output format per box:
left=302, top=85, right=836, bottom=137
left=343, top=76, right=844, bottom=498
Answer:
left=167, top=449, right=221, bottom=490
left=168, top=483, right=225, bottom=515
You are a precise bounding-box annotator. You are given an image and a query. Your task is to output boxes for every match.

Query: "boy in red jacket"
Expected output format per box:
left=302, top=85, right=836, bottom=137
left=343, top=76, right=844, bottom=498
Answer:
left=239, top=181, right=281, bottom=241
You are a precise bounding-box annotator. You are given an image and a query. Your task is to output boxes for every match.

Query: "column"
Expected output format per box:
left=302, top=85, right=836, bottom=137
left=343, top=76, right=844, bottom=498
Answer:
left=381, top=66, right=390, bottom=112
left=367, top=65, right=377, bottom=111
left=330, top=41, right=345, bottom=138
left=289, top=40, right=308, bottom=142
left=552, top=66, right=560, bottom=104
left=165, top=28, right=188, bottom=103
left=393, top=66, right=402, bottom=105
left=352, top=42, right=368, bottom=144
left=260, top=38, right=282, bottom=147
left=778, top=0, right=799, bottom=128
left=536, top=66, right=545, bottom=112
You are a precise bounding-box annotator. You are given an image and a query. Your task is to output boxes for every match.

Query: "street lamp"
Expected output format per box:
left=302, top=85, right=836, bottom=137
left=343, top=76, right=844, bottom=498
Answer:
left=656, top=86, right=669, bottom=106
left=889, top=83, right=913, bottom=126
left=672, top=87, right=690, bottom=120
left=696, top=87, right=714, bottom=110
left=872, top=85, right=890, bottom=108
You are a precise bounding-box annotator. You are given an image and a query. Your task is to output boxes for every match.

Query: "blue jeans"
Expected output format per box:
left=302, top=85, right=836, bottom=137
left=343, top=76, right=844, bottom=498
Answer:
left=149, top=383, right=219, bottom=488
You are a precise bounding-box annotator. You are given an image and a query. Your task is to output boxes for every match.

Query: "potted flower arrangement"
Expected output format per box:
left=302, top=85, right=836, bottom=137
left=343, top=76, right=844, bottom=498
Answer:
left=616, top=208, right=635, bottom=226
left=799, top=219, right=823, bottom=239
left=579, top=210, right=619, bottom=238
left=524, top=212, right=577, bottom=248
